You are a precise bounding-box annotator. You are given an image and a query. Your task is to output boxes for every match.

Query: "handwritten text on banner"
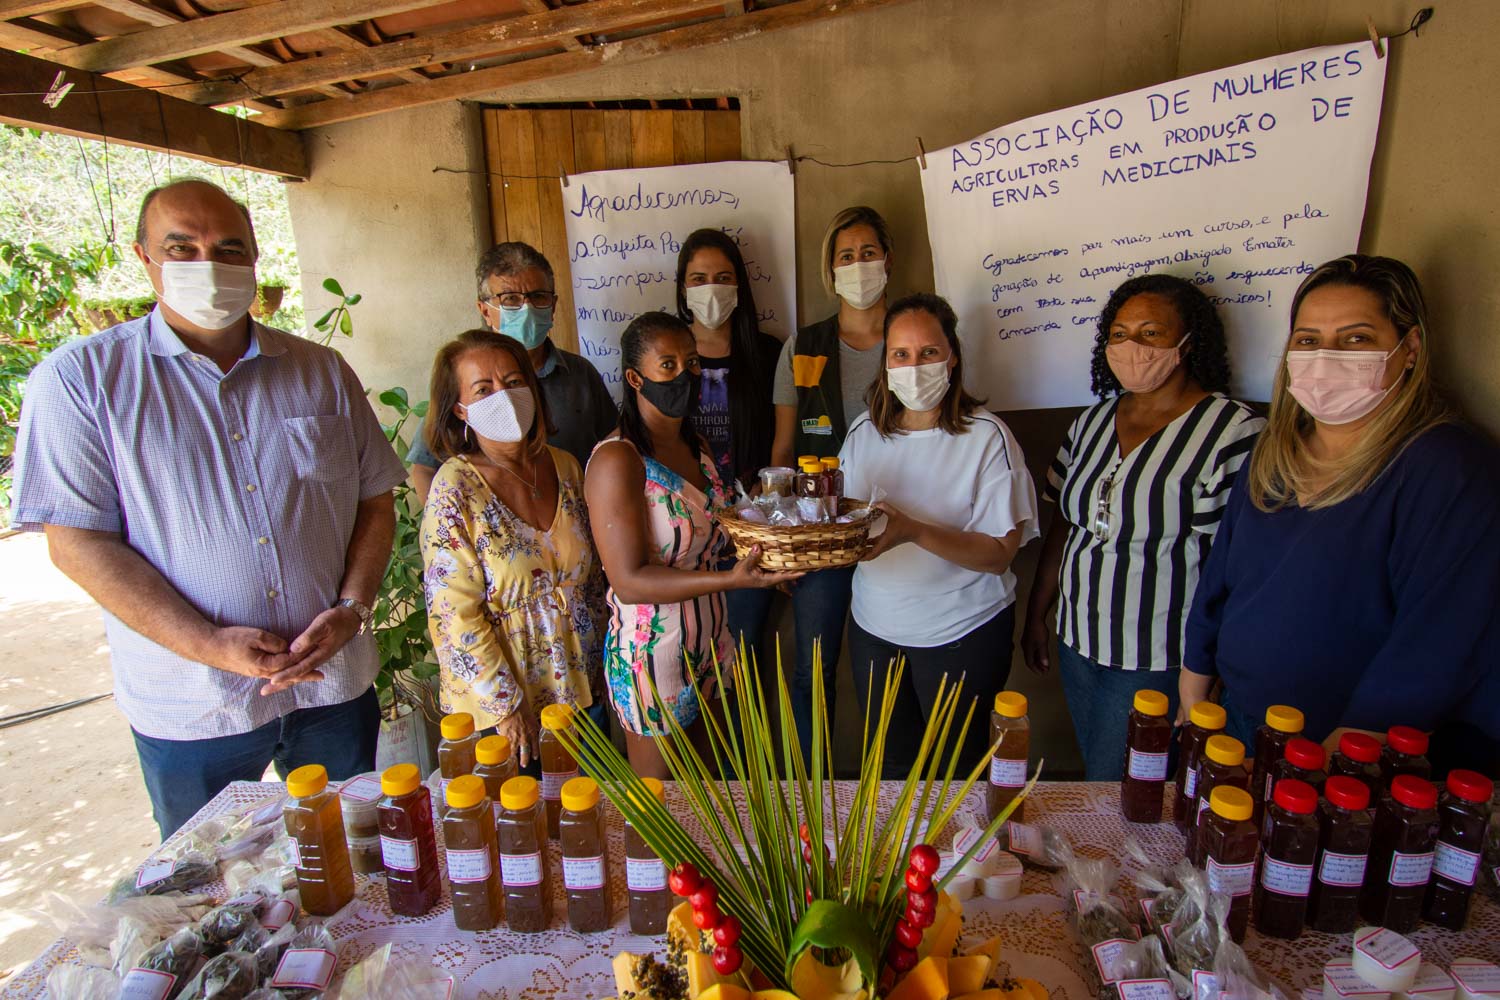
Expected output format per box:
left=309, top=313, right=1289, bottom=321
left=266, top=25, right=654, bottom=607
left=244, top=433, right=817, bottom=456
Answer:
left=920, top=41, right=1386, bottom=409
left=561, top=161, right=797, bottom=400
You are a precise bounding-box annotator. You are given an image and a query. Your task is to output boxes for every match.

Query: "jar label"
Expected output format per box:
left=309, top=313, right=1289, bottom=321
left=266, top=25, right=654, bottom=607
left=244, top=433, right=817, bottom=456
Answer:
left=1431, top=840, right=1481, bottom=887
left=990, top=756, right=1027, bottom=787
left=1404, top=965, right=1457, bottom=996
left=262, top=898, right=296, bottom=931
left=1005, top=821, right=1042, bottom=857
left=271, top=948, right=338, bottom=990
left=627, top=856, right=667, bottom=892
left=339, top=774, right=383, bottom=802
left=1354, top=927, right=1420, bottom=970
left=1206, top=857, right=1256, bottom=897
left=500, top=850, right=543, bottom=887
left=1325, top=962, right=1389, bottom=997
left=562, top=854, right=606, bottom=890
left=381, top=835, right=421, bottom=872
left=1388, top=850, right=1435, bottom=887
left=1260, top=857, right=1313, bottom=896
left=1196, top=795, right=1212, bottom=824
left=134, top=858, right=179, bottom=889
left=1451, top=962, right=1500, bottom=995
left=955, top=824, right=999, bottom=864
left=1091, top=938, right=1134, bottom=983
left=1184, top=766, right=1199, bottom=798
left=1264, top=772, right=1274, bottom=801
left=1192, top=971, right=1218, bottom=1000
left=286, top=839, right=303, bottom=869
left=542, top=769, right=579, bottom=800
left=119, top=968, right=176, bottom=1000
left=1118, top=979, right=1175, bottom=1000
left=1318, top=850, right=1368, bottom=887
left=446, top=847, right=493, bottom=883
left=1127, top=749, right=1169, bottom=781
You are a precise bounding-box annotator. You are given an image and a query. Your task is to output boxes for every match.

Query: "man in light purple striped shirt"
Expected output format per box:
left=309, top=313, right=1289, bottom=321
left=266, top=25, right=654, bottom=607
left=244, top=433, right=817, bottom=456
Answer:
left=10, top=179, right=407, bottom=838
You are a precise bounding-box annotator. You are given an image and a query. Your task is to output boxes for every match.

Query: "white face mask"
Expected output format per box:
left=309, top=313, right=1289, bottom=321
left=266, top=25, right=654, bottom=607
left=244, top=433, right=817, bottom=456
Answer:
left=153, top=259, right=257, bottom=330
left=887, top=359, right=951, bottom=412
left=834, top=259, right=888, bottom=310
left=461, top=386, right=535, bottom=444
left=684, top=283, right=737, bottom=330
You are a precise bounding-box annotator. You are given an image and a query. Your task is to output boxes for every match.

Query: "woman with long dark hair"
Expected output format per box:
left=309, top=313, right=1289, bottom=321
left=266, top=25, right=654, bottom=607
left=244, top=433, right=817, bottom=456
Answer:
left=1022, top=273, right=1263, bottom=780
left=584, top=312, right=799, bottom=778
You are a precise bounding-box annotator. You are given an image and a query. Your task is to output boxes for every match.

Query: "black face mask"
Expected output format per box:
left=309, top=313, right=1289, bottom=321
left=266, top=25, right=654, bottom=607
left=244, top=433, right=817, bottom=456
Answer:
left=634, top=368, right=699, bottom=419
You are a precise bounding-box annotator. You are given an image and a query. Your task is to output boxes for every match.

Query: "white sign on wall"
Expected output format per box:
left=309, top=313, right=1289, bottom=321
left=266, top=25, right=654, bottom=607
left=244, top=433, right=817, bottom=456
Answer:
left=920, top=41, right=1387, bottom=410
left=560, top=160, right=797, bottom=399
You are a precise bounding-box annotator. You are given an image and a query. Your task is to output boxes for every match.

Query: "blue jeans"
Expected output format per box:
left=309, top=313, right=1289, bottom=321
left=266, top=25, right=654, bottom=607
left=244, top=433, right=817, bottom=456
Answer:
left=1057, top=643, right=1179, bottom=781
left=725, top=585, right=774, bottom=667
left=1217, top=688, right=1260, bottom=750
left=788, top=566, right=855, bottom=767
left=133, top=687, right=380, bottom=840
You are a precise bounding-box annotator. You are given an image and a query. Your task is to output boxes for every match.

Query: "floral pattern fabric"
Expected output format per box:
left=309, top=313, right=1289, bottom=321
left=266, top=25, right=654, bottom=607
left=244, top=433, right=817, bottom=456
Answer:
left=594, top=436, right=734, bottom=736
left=420, top=448, right=605, bottom=728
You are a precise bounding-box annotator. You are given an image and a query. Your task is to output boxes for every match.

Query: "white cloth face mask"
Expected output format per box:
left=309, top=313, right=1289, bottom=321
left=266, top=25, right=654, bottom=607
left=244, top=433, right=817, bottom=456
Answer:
left=833, top=259, right=888, bottom=310
left=887, top=359, right=951, bottom=412
left=154, top=259, right=257, bottom=330
left=684, top=283, right=738, bottom=330
left=462, top=386, right=536, bottom=443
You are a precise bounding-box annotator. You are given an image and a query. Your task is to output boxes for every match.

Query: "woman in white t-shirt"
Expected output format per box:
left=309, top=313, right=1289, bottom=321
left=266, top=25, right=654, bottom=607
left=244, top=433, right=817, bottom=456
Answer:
left=839, top=293, right=1040, bottom=778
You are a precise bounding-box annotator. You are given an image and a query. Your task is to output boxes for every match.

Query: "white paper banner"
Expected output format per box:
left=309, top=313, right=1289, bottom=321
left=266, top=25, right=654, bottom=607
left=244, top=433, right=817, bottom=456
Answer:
left=921, top=41, right=1386, bottom=410
left=561, top=161, right=797, bottom=400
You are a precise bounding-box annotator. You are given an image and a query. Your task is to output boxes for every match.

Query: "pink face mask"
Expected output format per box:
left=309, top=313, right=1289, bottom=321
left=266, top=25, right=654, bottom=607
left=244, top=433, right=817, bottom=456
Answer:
left=1285, top=342, right=1407, bottom=425
left=1105, top=336, right=1190, bottom=394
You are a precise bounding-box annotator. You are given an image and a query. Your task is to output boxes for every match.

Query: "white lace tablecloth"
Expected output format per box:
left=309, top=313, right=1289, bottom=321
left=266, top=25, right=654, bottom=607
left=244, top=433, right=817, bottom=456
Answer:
left=5, top=782, right=1496, bottom=998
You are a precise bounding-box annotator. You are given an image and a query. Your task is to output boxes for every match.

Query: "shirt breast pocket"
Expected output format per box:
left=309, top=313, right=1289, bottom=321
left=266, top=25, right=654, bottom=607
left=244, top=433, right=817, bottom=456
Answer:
left=281, top=415, right=356, bottom=484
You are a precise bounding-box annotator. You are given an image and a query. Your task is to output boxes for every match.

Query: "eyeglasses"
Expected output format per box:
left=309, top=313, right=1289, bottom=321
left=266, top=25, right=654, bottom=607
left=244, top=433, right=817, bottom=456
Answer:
left=483, top=290, right=557, bottom=310
left=1093, top=467, right=1117, bottom=541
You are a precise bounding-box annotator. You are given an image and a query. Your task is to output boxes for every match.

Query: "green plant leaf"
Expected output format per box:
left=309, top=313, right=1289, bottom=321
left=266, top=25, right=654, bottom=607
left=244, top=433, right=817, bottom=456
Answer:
left=412, top=400, right=429, bottom=418
left=378, top=387, right=407, bottom=408
left=346, top=293, right=362, bottom=305
left=322, top=277, right=343, bottom=296
left=786, top=900, right=879, bottom=989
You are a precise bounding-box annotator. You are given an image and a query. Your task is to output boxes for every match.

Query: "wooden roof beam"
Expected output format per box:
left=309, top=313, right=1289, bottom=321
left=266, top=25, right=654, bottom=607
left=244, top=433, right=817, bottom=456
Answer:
left=0, top=45, right=307, bottom=175
left=54, top=0, right=461, bottom=73
left=262, top=0, right=917, bottom=131
left=515, top=0, right=582, bottom=50
left=177, top=0, right=720, bottom=106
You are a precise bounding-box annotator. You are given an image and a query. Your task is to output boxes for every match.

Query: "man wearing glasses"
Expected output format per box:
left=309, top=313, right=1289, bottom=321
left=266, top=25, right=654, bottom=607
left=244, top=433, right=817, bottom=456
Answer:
left=407, top=241, right=617, bottom=503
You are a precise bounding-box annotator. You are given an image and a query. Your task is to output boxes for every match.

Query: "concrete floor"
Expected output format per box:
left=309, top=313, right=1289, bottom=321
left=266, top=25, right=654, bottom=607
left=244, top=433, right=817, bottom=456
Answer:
left=0, top=532, right=159, bottom=980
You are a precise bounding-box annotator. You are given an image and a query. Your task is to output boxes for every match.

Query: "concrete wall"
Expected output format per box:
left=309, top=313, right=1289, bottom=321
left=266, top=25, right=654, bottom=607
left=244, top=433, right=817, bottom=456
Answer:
left=287, top=0, right=1500, bottom=776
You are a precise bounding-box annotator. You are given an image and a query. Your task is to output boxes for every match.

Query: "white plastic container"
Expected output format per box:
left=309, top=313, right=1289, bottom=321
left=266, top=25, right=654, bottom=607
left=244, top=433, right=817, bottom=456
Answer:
left=1397, top=965, right=1457, bottom=1000
left=1326, top=960, right=1393, bottom=1000
left=1451, top=961, right=1500, bottom=1000
left=1352, top=927, right=1422, bottom=993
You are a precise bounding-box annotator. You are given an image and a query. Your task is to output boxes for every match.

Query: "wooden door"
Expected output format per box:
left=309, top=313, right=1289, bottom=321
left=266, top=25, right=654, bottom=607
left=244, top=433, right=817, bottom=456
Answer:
left=480, top=106, right=742, bottom=354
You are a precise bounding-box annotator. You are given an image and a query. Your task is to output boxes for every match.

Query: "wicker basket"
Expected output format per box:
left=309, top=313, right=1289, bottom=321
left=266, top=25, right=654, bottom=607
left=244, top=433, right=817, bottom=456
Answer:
left=715, top=498, right=877, bottom=572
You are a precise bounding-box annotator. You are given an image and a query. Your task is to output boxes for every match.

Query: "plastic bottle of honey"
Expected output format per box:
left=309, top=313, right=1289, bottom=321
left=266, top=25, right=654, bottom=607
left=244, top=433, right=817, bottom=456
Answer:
left=1252, top=777, right=1319, bottom=939
left=443, top=774, right=504, bottom=931
left=539, top=704, right=580, bottom=839
left=1250, top=705, right=1304, bottom=827
left=1120, top=689, right=1172, bottom=823
left=1422, top=769, right=1495, bottom=930
left=1189, top=734, right=1247, bottom=867
left=473, top=734, right=518, bottom=823
left=625, top=776, right=672, bottom=935
left=1174, top=701, right=1226, bottom=833
left=820, top=457, right=844, bottom=519
left=559, top=777, right=612, bottom=932
left=987, top=692, right=1030, bottom=824
left=1269, top=737, right=1327, bottom=805
left=1201, top=785, right=1258, bottom=943
left=796, top=457, right=828, bottom=523
left=283, top=764, right=356, bottom=916
left=1380, top=726, right=1432, bottom=786
left=498, top=776, right=554, bottom=932
left=1328, top=731, right=1383, bottom=803
left=1307, top=775, right=1373, bottom=933
left=437, top=712, right=480, bottom=814
left=377, top=763, right=441, bottom=917
left=1359, top=774, right=1440, bottom=933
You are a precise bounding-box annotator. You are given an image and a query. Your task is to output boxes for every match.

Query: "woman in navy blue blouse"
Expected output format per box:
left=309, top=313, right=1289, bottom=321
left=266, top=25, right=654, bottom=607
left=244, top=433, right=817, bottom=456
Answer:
left=1183, top=255, right=1500, bottom=775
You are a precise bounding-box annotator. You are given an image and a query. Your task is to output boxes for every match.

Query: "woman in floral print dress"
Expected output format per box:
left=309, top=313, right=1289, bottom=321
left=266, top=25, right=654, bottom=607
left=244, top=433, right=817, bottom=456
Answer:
left=420, top=331, right=605, bottom=768
left=585, top=312, right=801, bottom=778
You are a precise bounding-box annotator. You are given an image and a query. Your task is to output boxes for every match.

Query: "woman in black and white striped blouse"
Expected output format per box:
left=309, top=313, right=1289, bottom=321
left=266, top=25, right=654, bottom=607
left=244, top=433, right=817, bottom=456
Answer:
left=1022, top=274, right=1264, bottom=780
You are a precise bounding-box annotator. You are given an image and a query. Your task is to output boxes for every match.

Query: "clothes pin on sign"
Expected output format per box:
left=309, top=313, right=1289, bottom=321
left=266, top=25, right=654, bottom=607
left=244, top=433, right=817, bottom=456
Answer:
left=1366, top=16, right=1385, bottom=58
left=785, top=145, right=795, bottom=175
left=916, top=137, right=928, bottom=170
left=43, top=71, right=74, bottom=109
left=559, top=161, right=570, bottom=188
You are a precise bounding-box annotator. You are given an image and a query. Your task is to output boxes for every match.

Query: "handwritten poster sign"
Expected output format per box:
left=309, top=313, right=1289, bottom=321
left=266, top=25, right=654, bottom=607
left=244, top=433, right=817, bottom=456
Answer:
left=561, top=160, right=797, bottom=399
left=920, top=41, right=1386, bottom=409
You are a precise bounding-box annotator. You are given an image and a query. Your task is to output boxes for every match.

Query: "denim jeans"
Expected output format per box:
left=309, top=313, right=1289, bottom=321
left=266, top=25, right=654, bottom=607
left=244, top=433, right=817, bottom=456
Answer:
left=848, top=604, right=1015, bottom=780
left=725, top=585, right=774, bottom=667
left=788, top=566, right=855, bottom=767
left=132, top=686, right=380, bottom=840
left=1056, top=642, right=1179, bottom=781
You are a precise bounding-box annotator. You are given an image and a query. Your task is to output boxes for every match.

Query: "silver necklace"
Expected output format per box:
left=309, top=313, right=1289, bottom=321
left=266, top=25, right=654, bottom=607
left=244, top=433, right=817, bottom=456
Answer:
left=480, top=455, right=540, bottom=499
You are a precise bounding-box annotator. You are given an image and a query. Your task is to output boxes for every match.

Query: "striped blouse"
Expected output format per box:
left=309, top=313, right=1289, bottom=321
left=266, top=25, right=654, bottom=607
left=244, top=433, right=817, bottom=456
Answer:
left=1044, top=394, right=1263, bottom=671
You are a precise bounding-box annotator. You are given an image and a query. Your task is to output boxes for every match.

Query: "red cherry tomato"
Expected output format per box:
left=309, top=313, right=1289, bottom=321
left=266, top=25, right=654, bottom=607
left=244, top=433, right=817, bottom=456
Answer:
left=799, top=822, right=811, bottom=844
left=907, top=886, right=938, bottom=912
left=692, top=903, right=720, bottom=930
left=887, top=942, right=918, bottom=972
left=904, top=868, right=932, bottom=894
left=904, top=903, right=935, bottom=929
left=805, top=886, right=814, bottom=904
left=689, top=882, right=719, bottom=911
left=894, top=918, right=923, bottom=949
left=712, top=944, right=743, bottom=976
left=908, top=844, right=940, bottom=876
left=713, top=914, right=742, bottom=947
left=668, top=863, right=701, bottom=897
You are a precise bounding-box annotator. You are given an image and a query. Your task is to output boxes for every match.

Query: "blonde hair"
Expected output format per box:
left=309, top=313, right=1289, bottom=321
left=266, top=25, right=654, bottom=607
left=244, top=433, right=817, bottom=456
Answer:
left=819, top=206, right=893, bottom=296
left=1247, top=255, right=1449, bottom=512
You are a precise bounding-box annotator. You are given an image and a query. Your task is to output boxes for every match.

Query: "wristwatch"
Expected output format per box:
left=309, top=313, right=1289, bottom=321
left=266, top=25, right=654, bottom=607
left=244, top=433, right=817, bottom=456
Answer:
left=334, top=597, right=373, bottom=635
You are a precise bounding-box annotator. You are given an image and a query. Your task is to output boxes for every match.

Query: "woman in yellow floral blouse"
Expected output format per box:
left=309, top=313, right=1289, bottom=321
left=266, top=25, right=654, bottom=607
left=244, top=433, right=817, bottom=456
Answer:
left=420, top=330, right=607, bottom=767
